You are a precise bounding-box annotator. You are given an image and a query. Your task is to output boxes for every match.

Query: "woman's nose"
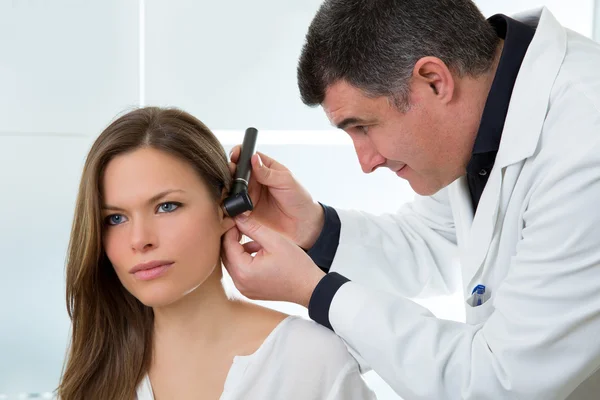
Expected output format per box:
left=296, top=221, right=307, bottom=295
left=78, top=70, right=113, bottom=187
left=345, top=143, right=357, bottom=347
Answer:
left=130, top=218, right=158, bottom=253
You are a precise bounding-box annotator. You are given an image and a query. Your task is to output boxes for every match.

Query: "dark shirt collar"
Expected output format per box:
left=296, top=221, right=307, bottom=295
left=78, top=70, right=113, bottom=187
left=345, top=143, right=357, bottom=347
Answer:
left=467, top=15, right=536, bottom=170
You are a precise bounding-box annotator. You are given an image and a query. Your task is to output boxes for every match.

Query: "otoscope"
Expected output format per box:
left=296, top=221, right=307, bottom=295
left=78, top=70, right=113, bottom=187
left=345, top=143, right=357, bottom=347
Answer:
left=222, top=127, right=258, bottom=217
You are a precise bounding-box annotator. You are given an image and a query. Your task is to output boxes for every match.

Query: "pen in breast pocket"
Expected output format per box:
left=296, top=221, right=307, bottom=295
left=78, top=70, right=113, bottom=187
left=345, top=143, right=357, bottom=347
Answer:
left=472, top=284, right=486, bottom=306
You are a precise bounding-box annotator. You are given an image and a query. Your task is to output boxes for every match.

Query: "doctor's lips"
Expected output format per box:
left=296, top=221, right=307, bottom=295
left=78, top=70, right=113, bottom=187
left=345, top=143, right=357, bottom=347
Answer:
left=130, top=260, right=174, bottom=281
left=394, top=164, right=407, bottom=177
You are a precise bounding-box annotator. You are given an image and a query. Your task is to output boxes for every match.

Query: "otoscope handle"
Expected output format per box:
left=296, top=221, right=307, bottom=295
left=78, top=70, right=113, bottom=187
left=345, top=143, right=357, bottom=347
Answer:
left=232, top=127, right=258, bottom=194
left=222, top=127, right=258, bottom=217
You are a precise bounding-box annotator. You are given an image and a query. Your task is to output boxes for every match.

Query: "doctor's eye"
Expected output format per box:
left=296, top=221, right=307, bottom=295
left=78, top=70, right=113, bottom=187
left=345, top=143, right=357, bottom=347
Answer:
left=157, top=202, right=182, bottom=213
left=356, top=125, right=369, bottom=134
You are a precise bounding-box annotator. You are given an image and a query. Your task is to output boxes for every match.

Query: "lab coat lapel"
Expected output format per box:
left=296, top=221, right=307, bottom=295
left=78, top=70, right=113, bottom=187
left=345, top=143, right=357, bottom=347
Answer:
left=449, top=176, right=473, bottom=270
left=463, top=167, right=502, bottom=284
left=494, top=6, right=566, bottom=169
left=460, top=7, right=567, bottom=286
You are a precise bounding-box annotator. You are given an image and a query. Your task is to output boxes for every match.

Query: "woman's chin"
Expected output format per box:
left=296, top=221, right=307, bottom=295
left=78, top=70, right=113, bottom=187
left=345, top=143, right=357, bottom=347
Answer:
left=139, top=296, right=175, bottom=309
left=125, top=276, right=209, bottom=309
left=134, top=288, right=181, bottom=309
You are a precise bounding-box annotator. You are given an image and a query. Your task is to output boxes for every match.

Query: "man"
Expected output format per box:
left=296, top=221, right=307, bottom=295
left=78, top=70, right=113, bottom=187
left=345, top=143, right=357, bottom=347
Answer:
left=221, top=0, right=600, bottom=398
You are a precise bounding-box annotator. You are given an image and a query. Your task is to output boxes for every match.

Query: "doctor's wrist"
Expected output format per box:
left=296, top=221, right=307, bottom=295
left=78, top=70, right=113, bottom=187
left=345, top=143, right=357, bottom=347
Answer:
left=297, top=201, right=325, bottom=250
left=299, top=267, right=326, bottom=308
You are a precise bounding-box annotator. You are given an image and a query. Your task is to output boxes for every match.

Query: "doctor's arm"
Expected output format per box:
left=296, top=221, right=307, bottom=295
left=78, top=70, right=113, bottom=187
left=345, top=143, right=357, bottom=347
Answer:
left=316, top=149, right=600, bottom=399
left=227, top=147, right=459, bottom=300
left=309, top=187, right=460, bottom=300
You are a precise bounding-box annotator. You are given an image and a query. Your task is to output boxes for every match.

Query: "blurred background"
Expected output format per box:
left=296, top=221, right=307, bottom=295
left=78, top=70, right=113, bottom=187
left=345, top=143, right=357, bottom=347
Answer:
left=1, top=0, right=598, bottom=398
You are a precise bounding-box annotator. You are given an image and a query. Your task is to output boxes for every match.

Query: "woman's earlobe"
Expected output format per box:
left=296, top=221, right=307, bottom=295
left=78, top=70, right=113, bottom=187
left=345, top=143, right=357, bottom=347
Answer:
left=221, top=216, right=236, bottom=234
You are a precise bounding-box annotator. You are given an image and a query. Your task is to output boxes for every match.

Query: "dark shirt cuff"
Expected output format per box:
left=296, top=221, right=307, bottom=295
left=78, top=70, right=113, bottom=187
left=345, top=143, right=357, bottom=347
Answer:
left=308, top=272, right=350, bottom=331
left=306, top=203, right=341, bottom=272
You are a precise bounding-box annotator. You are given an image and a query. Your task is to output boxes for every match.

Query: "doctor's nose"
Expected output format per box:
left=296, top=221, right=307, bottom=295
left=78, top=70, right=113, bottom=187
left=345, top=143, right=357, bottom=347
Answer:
left=130, top=219, right=158, bottom=253
left=353, top=138, right=386, bottom=174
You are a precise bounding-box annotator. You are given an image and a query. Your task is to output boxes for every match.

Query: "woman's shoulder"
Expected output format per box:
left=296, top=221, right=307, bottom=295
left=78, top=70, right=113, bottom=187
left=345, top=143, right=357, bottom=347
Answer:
left=242, top=315, right=376, bottom=399
left=266, top=315, right=358, bottom=368
left=276, top=315, right=345, bottom=345
left=233, top=303, right=359, bottom=371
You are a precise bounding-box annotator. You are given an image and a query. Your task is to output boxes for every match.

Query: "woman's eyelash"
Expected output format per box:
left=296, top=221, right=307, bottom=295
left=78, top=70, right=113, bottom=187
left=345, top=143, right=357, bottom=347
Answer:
left=105, top=214, right=126, bottom=226
left=104, top=202, right=183, bottom=226
left=157, top=201, right=182, bottom=213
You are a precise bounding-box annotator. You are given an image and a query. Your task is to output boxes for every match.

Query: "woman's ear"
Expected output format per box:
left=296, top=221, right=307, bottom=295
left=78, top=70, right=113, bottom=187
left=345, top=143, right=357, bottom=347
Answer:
left=218, top=188, right=236, bottom=234
left=220, top=216, right=236, bottom=234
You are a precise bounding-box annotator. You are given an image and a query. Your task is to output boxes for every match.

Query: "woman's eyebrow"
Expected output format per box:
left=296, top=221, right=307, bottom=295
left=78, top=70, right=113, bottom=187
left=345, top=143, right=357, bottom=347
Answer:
left=102, top=189, right=186, bottom=211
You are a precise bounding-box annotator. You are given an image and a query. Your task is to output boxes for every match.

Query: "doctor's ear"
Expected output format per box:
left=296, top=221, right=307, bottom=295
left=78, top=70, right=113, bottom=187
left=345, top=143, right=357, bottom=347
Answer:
left=412, top=56, right=455, bottom=104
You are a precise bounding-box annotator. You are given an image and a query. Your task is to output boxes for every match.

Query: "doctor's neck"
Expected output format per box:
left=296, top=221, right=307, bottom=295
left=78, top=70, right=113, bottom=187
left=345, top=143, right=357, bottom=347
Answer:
left=470, top=39, right=505, bottom=109
left=452, top=38, right=505, bottom=157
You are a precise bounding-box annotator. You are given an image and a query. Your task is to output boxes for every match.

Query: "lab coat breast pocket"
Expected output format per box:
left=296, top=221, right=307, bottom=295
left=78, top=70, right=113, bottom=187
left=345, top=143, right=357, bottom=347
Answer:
left=465, top=296, right=495, bottom=325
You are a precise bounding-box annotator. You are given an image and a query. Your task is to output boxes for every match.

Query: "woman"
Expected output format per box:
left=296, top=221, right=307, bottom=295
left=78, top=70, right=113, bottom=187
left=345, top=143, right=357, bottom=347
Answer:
left=56, top=107, right=376, bottom=399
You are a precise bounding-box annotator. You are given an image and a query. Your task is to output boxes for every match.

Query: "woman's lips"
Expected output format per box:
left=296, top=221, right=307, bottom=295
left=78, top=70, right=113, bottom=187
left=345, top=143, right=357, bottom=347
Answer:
left=130, top=261, right=174, bottom=281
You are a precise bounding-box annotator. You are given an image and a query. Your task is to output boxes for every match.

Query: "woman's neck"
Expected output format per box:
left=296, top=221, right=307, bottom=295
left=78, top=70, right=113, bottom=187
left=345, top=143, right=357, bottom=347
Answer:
left=152, top=266, right=243, bottom=347
left=147, top=264, right=289, bottom=397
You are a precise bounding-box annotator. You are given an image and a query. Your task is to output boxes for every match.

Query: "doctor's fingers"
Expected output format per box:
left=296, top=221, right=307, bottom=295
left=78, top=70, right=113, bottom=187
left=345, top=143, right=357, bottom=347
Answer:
left=250, top=154, right=297, bottom=190
left=254, top=151, right=289, bottom=172
left=228, top=145, right=241, bottom=162
left=228, top=151, right=284, bottom=191
left=229, top=146, right=289, bottom=173
left=233, top=214, right=289, bottom=252
left=242, top=241, right=263, bottom=254
left=221, top=226, right=254, bottom=267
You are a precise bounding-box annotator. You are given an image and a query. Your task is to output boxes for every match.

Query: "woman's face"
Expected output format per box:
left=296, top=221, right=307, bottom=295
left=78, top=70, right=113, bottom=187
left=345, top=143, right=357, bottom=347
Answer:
left=101, top=147, right=231, bottom=308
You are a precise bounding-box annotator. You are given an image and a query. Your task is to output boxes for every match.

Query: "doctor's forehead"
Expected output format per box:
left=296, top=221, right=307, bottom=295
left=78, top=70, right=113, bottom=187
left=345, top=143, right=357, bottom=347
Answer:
left=323, top=82, right=362, bottom=119
left=323, top=81, right=387, bottom=127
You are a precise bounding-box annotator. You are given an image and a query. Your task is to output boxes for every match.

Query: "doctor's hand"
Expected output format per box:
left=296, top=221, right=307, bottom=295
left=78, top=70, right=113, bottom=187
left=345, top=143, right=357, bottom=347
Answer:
left=221, top=213, right=326, bottom=307
left=228, top=146, right=324, bottom=250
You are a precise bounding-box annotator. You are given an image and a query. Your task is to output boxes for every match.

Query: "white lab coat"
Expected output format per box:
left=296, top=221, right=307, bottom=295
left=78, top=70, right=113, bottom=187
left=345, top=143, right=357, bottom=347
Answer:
left=328, top=7, right=600, bottom=399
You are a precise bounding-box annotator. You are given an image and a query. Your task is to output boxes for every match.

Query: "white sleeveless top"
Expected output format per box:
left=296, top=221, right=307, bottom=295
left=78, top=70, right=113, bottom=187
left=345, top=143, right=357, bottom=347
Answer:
left=136, top=315, right=376, bottom=400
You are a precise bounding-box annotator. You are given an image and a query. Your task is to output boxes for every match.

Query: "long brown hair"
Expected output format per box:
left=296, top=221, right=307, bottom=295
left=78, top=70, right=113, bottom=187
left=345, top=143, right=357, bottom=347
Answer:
left=57, top=107, right=232, bottom=399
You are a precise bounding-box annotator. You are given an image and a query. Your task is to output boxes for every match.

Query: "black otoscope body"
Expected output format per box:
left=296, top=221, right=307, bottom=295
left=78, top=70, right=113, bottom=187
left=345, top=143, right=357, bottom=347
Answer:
left=222, top=127, right=258, bottom=217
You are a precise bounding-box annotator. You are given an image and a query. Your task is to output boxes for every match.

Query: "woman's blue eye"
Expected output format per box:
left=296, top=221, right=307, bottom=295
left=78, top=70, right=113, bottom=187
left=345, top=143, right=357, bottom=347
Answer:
left=104, top=203, right=180, bottom=225
left=158, top=202, right=181, bottom=213
left=106, top=214, right=126, bottom=226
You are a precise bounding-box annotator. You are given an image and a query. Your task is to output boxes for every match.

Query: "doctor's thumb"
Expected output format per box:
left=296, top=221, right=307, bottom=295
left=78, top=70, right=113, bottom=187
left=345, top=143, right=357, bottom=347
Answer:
left=234, top=213, right=286, bottom=251
left=234, top=214, right=268, bottom=242
left=251, top=154, right=286, bottom=188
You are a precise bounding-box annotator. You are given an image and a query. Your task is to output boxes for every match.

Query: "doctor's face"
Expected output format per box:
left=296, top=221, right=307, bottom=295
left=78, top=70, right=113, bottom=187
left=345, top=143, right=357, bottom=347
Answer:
left=323, top=80, right=474, bottom=196
left=101, top=147, right=231, bottom=308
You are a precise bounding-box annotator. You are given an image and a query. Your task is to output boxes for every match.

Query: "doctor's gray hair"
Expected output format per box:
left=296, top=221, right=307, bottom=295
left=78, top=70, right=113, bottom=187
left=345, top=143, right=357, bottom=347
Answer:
left=297, top=0, right=499, bottom=111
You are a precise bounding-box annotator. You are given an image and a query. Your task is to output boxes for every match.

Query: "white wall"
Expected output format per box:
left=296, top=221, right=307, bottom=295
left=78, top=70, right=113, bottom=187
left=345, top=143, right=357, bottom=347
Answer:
left=596, top=0, right=600, bottom=41
left=1, top=1, right=139, bottom=397
left=0, top=0, right=139, bottom=136
left=144, top=0, right=332, bottom=130
left=0, top=1, right=597, bottom=398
